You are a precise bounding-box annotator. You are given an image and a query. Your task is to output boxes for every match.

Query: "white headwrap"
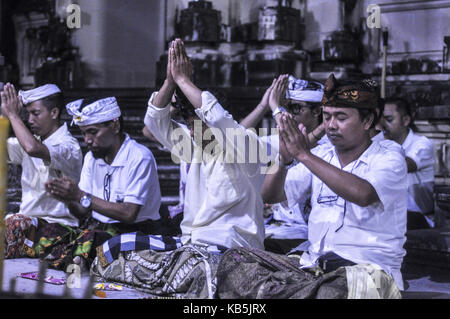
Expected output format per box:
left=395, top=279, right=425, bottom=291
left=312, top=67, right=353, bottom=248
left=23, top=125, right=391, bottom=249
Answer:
left=286, top=75, right=324, bottom=103
left=18, top=84, right=61, bottom=105
left=66, top=97, right=121, bottom=126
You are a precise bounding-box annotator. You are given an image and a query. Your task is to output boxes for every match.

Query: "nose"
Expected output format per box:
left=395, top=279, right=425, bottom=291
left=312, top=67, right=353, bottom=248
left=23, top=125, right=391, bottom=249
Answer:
left=327, top=117, right=338, bottom=131
left=28, top=114, right=34, bottom=124
left=83, top=134, right=93, bottom=145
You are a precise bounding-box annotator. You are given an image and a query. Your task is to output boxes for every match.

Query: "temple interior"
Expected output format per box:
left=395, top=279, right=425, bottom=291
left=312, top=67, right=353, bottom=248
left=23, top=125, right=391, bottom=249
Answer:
left=0, top=0, right=449, bottom=299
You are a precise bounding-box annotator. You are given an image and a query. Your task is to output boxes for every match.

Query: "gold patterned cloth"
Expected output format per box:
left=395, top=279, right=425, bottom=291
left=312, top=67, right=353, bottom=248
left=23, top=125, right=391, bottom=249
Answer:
left=321, top=73, right=380, bottom=110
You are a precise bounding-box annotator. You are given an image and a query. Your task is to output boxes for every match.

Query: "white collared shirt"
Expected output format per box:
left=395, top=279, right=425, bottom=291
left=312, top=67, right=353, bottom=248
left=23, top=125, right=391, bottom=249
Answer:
left=284, top=140, right=408, bottom=290
left=144, top=91, right=267, bottom=249
left=6, top=123, right=82, bottom=226
left=402, top=129, right=434, bottom=214
left=79, top=134, right=161, bottom=223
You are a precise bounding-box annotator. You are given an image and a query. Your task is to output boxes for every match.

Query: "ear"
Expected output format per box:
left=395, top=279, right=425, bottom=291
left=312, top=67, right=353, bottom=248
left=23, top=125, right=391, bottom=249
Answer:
left=363, top=113, right=375, bottom=130
left=113, top=119, right=121, bottom=134
left=50, top=107, right=60, bottom=120
left=402, top=114, right=411, bottom=127
left=311, top=107, right=321, bottom=118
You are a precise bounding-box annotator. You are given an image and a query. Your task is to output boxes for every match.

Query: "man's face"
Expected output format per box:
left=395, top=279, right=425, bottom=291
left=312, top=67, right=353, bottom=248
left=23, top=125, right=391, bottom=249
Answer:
left=323, top=106, right=371, bottom=151
left=382, top=103, right=409, bottom=143
left=286, top=100, right=319, bottom=132
left=79, top=122, right=117, bottom=159
left=26, top=101, right=58, bottom=139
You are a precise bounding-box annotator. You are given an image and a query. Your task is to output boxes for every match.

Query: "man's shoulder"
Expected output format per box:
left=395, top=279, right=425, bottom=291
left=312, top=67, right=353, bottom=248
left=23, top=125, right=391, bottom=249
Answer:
left=411, top=131, right=433, bottom=148
left=368, top=140, right=406, bottom=168
left=125, top=137, right=156, bottom=161
left=311, top=141, right=334, bottom=157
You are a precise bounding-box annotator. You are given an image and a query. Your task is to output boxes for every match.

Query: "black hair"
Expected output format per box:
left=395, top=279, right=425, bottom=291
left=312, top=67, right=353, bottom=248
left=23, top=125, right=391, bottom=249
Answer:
left=172, top=87, right=197, bottom=123
left=357, top=108, right=378, bottom=129
left=385, top=97, right=417, bottom=131
left=35, top=92, right=64, bottom=119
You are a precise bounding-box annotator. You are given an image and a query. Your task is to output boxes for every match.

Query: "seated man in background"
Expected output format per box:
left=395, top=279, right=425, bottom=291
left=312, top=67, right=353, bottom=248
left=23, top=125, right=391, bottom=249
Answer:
left=382, top=97, right=435, bottom=229
left=240, top=74, right=326, bottom=254
left=1, top=83, right=83, bottom=260
left=216, top=74, right=407, bottom=299
left=46, top=96, right=162, bottom=269
left=89, top=39, right=270, bottom=298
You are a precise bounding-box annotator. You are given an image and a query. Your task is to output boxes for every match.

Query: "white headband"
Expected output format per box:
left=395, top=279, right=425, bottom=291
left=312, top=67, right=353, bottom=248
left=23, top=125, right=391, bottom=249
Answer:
left=286, top=75, right=324, bottom=103
left=66, top=97, right=121, bottom=126
left=18, top=84, right=61, bottom=105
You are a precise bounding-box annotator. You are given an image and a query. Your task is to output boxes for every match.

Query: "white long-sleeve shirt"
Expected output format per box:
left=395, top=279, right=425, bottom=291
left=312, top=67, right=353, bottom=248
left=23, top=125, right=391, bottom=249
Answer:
left=145, top=91, right=269, bottom=249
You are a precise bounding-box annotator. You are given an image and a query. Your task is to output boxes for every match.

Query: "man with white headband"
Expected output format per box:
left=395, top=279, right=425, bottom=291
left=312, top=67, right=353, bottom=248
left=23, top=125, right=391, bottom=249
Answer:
left=240, top=74, right=327, bottom=255
left=45, top=96, right=162, bottom=270
left=1, top=83, right=82, bottom=259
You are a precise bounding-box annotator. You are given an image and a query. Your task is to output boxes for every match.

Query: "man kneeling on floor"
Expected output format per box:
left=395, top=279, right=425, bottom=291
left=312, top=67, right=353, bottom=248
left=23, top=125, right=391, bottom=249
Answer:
left=88, top=39, right=269, bottom=298
left=1, top=83, right=83, bottom=261
left=45, top=96, right=162, bottom=270
left=216, top=74, right=407, bottom=299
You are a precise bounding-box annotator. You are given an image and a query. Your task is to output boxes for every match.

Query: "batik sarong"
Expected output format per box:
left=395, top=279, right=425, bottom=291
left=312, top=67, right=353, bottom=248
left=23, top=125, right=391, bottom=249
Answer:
left=91, top=233, right=225, bottom=299
left=215, top=247, right=401, bottom=299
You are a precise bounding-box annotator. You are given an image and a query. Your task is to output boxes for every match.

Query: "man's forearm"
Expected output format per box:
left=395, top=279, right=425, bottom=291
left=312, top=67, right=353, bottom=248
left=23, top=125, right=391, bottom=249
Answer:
left=68, top=201, right=91, bottom=220
left=90, top=196, right=140, bottom=224
left=262, top=162, right=288, bottom=204
left=153, top=80, right=176, bottom=109
left=175, top=77, right=203, bottom=109
left=240, top=103, right=268, bottom=129
left=8, top=114, right=50, bottom=161
left=297, top=152, right=379, bottom=207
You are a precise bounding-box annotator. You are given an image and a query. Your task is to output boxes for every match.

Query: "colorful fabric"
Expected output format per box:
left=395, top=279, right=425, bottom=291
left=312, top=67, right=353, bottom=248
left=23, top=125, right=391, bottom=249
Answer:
left=36, top=223, right=118, bottom=270
left=91, top=242, right=223, bottom=298
left=4, top=214, right=38, bottom=258
left=321, top=73, right=379, bottom=109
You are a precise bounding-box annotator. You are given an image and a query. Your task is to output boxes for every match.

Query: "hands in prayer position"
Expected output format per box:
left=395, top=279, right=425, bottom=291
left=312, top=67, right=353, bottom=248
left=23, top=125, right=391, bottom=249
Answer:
left=1, top=83, right=23, bottom=119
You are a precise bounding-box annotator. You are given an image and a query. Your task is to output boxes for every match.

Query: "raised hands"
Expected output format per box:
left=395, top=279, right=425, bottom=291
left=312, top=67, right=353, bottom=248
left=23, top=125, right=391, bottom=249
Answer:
left=278, top=113, right=310, bottom=162
left=268, top=74, right=289, bottom=112
left=258, top=78, right=276, bottom=111
left=1, top=83, right=23, bottom=119
left=169, top=38, right=192, bottom=84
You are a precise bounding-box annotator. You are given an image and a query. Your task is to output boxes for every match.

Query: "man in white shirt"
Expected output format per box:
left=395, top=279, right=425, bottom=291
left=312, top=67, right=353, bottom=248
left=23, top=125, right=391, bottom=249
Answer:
left=1, top=83, right=82, bottom=259
left=261, top=74, right=407, bottom=293
left=142, top=39, right=267, bottom=250
left=382, top=98, right=435, bottom=229
left=46, top=96, right=162, bottom=269
left=239, top=75, right=327, bottom=254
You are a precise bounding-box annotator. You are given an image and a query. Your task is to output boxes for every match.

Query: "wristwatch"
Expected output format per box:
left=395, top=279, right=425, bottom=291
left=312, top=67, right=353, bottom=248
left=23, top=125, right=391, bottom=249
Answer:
left=80, top=193, right=92, bottom=209
left=272, top=106, right=287, bottom=118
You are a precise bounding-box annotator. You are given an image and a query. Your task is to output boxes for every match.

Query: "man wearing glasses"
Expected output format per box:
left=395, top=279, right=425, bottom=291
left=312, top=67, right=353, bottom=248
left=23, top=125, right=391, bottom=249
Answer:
left=45, top=96, right=162, bottom=270
left=240, top=74, right=327, bottom=254
left=260, top=74, right=408, bottom=296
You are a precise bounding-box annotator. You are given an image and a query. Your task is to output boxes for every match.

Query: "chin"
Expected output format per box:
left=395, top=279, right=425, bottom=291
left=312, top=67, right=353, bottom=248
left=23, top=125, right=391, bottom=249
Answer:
left=90, top=149, right=106, bottom=159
